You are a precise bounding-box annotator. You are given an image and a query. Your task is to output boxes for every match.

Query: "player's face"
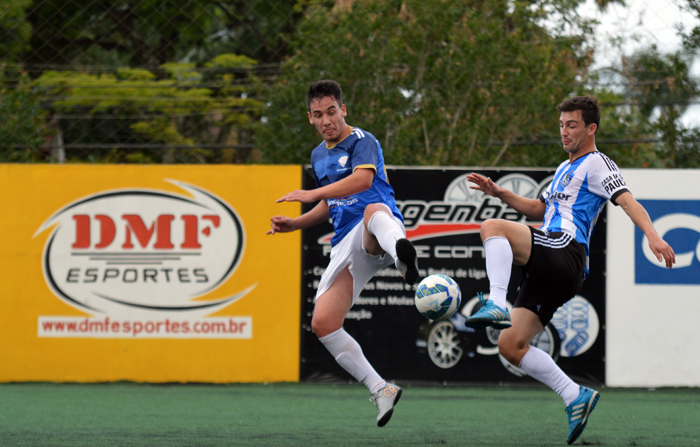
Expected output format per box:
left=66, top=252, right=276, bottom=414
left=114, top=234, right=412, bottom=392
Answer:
left=308, top=96, right=347, bottom=143
left=559, top=110, right=596, bottom=157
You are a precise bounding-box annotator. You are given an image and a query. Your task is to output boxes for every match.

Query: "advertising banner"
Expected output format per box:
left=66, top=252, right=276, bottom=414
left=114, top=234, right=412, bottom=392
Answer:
left=300, top=167, right=606, bottom=385
left=607, top=169, right=700, bottom=387
left=0, top=164, right=301, bottom=383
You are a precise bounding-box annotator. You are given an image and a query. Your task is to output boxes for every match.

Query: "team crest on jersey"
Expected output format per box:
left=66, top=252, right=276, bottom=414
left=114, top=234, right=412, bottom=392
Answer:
left=561, top=172, right=573, bottom=186
left=338, top=156, right=348, bottom=168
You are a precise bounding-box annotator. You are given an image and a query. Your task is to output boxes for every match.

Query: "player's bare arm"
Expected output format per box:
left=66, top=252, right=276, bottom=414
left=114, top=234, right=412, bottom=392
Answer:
left=276, top=168, right=374, bottom=204
left=467, top=172, right=546, bottom=221
left=616, top=192, right=676, bottom=268
left=267, top=200, right=330, bottom=235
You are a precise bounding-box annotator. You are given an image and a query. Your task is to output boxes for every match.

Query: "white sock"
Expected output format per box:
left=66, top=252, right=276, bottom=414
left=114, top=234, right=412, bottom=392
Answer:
left=319, top=328, right=386, bottom=394
left=519, top=347, right=580, bottom=406
left=484, top=236, right=512, bottom=309
left=367, top=211, right=404, bottom=263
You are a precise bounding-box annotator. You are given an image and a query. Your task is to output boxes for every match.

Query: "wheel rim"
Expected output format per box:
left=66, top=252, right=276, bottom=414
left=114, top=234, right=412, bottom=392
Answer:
left=427, top=321, right=463, bottom=369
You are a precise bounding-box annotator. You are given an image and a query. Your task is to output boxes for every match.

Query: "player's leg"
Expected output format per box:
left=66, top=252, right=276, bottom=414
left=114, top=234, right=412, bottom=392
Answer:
left=501, top=233, right=597, bottom=444
left=500, top=308, right=598, bottom=445
left=313, top=223, right=402, bottom=427
left=363, top=203, right=418, bottom=284
left=499, top=308, right=580, bottom=403
left=464, top=219, right=531, bottom=328
left=313, top=267, right=386, bottom=394
left=480, top=218, right=533, bottom=266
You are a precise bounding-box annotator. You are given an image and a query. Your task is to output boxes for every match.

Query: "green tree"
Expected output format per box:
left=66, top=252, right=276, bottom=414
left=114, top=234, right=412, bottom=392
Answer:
left=21, top=0, right=301, bottom=71
left=679, top=0, right=700, bottom=53
left=618, top=46, right=699, bottom=167
left=256, top=0, right=596, bottom=167
left=24, top=0, right=214, bottom=69
left=34, top=54, right=262, bottom=163
left=0, top=69, right=47, bottom=161
left=0, top=0, right=32, bottom=62
left=205, top=0, right=302, bottom=65
left=677, top=0, right=700, bottom=168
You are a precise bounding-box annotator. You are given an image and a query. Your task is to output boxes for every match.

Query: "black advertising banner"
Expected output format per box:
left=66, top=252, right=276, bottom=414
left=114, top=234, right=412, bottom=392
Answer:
left=300, top=167, right=606, bottom=385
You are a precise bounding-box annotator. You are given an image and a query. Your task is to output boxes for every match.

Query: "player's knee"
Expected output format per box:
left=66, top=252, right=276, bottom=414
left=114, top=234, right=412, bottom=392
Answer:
left=498, top=343, right=518, bottom=365
left=480, top=219, right=502, bottom=240
left=311, top=315, right=340, bottom=338
left=498, top=335, right=525, bottom=366
left=363, top=204, right=389, bottom=228
left=364, top=203, right=384, bottom=218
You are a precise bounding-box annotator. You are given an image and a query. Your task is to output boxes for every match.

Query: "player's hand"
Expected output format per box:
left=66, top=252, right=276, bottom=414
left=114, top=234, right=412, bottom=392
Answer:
left=267, top=215, right=296, bottom=235
left=276, top=189, right=318, bottom=203
left=467, top=172, right=504, bottom=198
left=648, top=236, right=676, bottom=269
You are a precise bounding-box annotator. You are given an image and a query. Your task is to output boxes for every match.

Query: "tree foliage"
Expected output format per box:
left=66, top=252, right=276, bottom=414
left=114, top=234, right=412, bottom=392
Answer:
left=0, top=0, right=33, bottom=62
left=20, top=0, right=300, bottom=71
left=24, top=0, right=214, bottom=69
left=34, top=54, right=262, bottom=163
left=256, top=0, right=597, bottom=167
left=2, top=0, right=698, bottom=166
left=617, top=45, right=700, bottom=167
left=0, top=69, right=47, bottom=161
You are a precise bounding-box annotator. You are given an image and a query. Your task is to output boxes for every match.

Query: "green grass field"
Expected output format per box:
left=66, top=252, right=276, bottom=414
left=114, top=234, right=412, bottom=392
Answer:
left=0, top=382, right=698, bottom=446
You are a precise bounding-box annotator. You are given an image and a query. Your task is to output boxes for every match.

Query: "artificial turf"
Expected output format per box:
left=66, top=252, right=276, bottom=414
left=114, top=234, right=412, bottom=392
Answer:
left=0, top=382, right=698, bottom=446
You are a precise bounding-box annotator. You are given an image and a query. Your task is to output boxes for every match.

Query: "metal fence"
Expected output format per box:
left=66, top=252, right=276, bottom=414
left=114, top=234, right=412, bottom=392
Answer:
left=1, top=0, right=699, bottom=166
left=1, top=0, right=297, bottom=163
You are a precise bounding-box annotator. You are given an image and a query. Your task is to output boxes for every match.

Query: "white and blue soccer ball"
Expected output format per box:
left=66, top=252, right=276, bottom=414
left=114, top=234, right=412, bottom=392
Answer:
left=414, top=274, right=461, bottom=321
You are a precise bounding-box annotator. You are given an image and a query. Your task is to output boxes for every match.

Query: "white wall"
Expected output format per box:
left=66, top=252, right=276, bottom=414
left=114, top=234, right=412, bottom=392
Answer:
left=606, top=169, right=700, bottom=387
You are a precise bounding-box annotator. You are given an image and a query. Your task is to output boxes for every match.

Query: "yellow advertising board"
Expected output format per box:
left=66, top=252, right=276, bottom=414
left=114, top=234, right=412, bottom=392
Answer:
left=0, top=164, right=301, bottom=383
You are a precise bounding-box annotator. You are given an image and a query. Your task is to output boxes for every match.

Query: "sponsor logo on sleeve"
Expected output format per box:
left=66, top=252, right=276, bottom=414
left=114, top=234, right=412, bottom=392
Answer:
left=601, top=173, right=627, bottom=194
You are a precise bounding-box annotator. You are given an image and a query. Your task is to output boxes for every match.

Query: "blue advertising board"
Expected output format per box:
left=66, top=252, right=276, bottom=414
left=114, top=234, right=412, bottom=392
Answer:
left=635, top=200, right=700, bottom=285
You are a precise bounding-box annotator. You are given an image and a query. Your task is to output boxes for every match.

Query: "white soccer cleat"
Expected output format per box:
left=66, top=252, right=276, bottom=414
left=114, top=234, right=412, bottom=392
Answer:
left=370, top=382, right=402, bottom=427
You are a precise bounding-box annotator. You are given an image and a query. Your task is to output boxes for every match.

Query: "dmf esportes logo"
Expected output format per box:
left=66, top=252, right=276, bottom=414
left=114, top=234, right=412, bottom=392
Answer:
left=34, top=180, right=255, bottom=336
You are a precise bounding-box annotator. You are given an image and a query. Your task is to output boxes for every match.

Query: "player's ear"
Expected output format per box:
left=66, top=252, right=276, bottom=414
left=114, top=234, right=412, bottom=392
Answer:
left=308, top=111, right=313, bottom=124
left=341, top=104, right=347, bottom=118
left=588, top=123, right=597, bottom=136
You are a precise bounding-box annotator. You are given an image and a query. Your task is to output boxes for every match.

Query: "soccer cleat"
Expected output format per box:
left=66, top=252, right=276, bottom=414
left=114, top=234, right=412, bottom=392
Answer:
left=565, top=386, right=600, bottom=445
left=395, top=238, right=419, bottom=285
left=463, top=293, right=512, bottom=329
left=370, top=383, right=402, bottom=427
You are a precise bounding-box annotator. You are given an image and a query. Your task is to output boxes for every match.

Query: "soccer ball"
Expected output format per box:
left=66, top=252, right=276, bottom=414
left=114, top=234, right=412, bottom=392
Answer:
left=414, top=274, right=461, bottom=321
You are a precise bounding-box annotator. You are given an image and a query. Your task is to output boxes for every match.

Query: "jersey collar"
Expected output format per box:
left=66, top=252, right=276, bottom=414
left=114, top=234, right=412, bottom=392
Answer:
left=325, top=126, right=354, bottom=150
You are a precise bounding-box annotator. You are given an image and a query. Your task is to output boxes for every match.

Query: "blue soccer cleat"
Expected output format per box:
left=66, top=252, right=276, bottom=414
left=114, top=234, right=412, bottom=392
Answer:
left=464, top=293, right=512, bottom=329
left=565, top=386, right=600, bottom=445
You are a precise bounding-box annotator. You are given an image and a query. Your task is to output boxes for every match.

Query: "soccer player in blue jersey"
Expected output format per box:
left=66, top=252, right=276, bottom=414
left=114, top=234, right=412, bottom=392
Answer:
left=464, top=95, right=676, bottom=444
left=267, top=80, right=419, bottom=427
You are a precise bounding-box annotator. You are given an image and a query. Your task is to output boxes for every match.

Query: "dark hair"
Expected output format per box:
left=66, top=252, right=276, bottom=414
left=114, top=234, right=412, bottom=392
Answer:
left=306, top=80, right=343, bottom=111
left=557, top=95, right=601, bottom=131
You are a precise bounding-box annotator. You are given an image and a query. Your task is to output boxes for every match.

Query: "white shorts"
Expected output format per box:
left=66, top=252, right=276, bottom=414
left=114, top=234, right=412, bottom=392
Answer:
left=315, top=216, right=406, bottom=306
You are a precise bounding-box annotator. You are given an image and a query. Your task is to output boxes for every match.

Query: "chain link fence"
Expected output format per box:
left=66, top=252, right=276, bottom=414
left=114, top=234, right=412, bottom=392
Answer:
left=1, top=0, right=297, bottom=163
left=1, top=0, right=699, bottom=166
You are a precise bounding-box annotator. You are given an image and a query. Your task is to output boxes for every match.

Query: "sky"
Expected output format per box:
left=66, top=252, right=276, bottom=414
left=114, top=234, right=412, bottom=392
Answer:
left=578, top=0, right=700, bottom=127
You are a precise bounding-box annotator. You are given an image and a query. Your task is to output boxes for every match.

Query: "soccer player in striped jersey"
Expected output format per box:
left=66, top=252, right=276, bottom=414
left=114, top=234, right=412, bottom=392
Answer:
left=267, top=80, right=418, bottom=427
left=464, top=95, right=675, bottom=444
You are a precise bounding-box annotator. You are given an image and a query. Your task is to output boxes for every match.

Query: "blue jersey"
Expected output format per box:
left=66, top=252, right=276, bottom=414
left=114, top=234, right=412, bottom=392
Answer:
left=310, top=127, right=402, bottom=246
left=540, top=151, right=629, bottom=277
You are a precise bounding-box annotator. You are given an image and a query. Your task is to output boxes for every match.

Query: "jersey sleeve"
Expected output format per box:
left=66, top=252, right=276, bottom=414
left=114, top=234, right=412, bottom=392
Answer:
left=309, top=150, right=320, bottom=188
left=587, top=153, right=630, bottom=205
left=350, top=133, right=378, bottom=174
